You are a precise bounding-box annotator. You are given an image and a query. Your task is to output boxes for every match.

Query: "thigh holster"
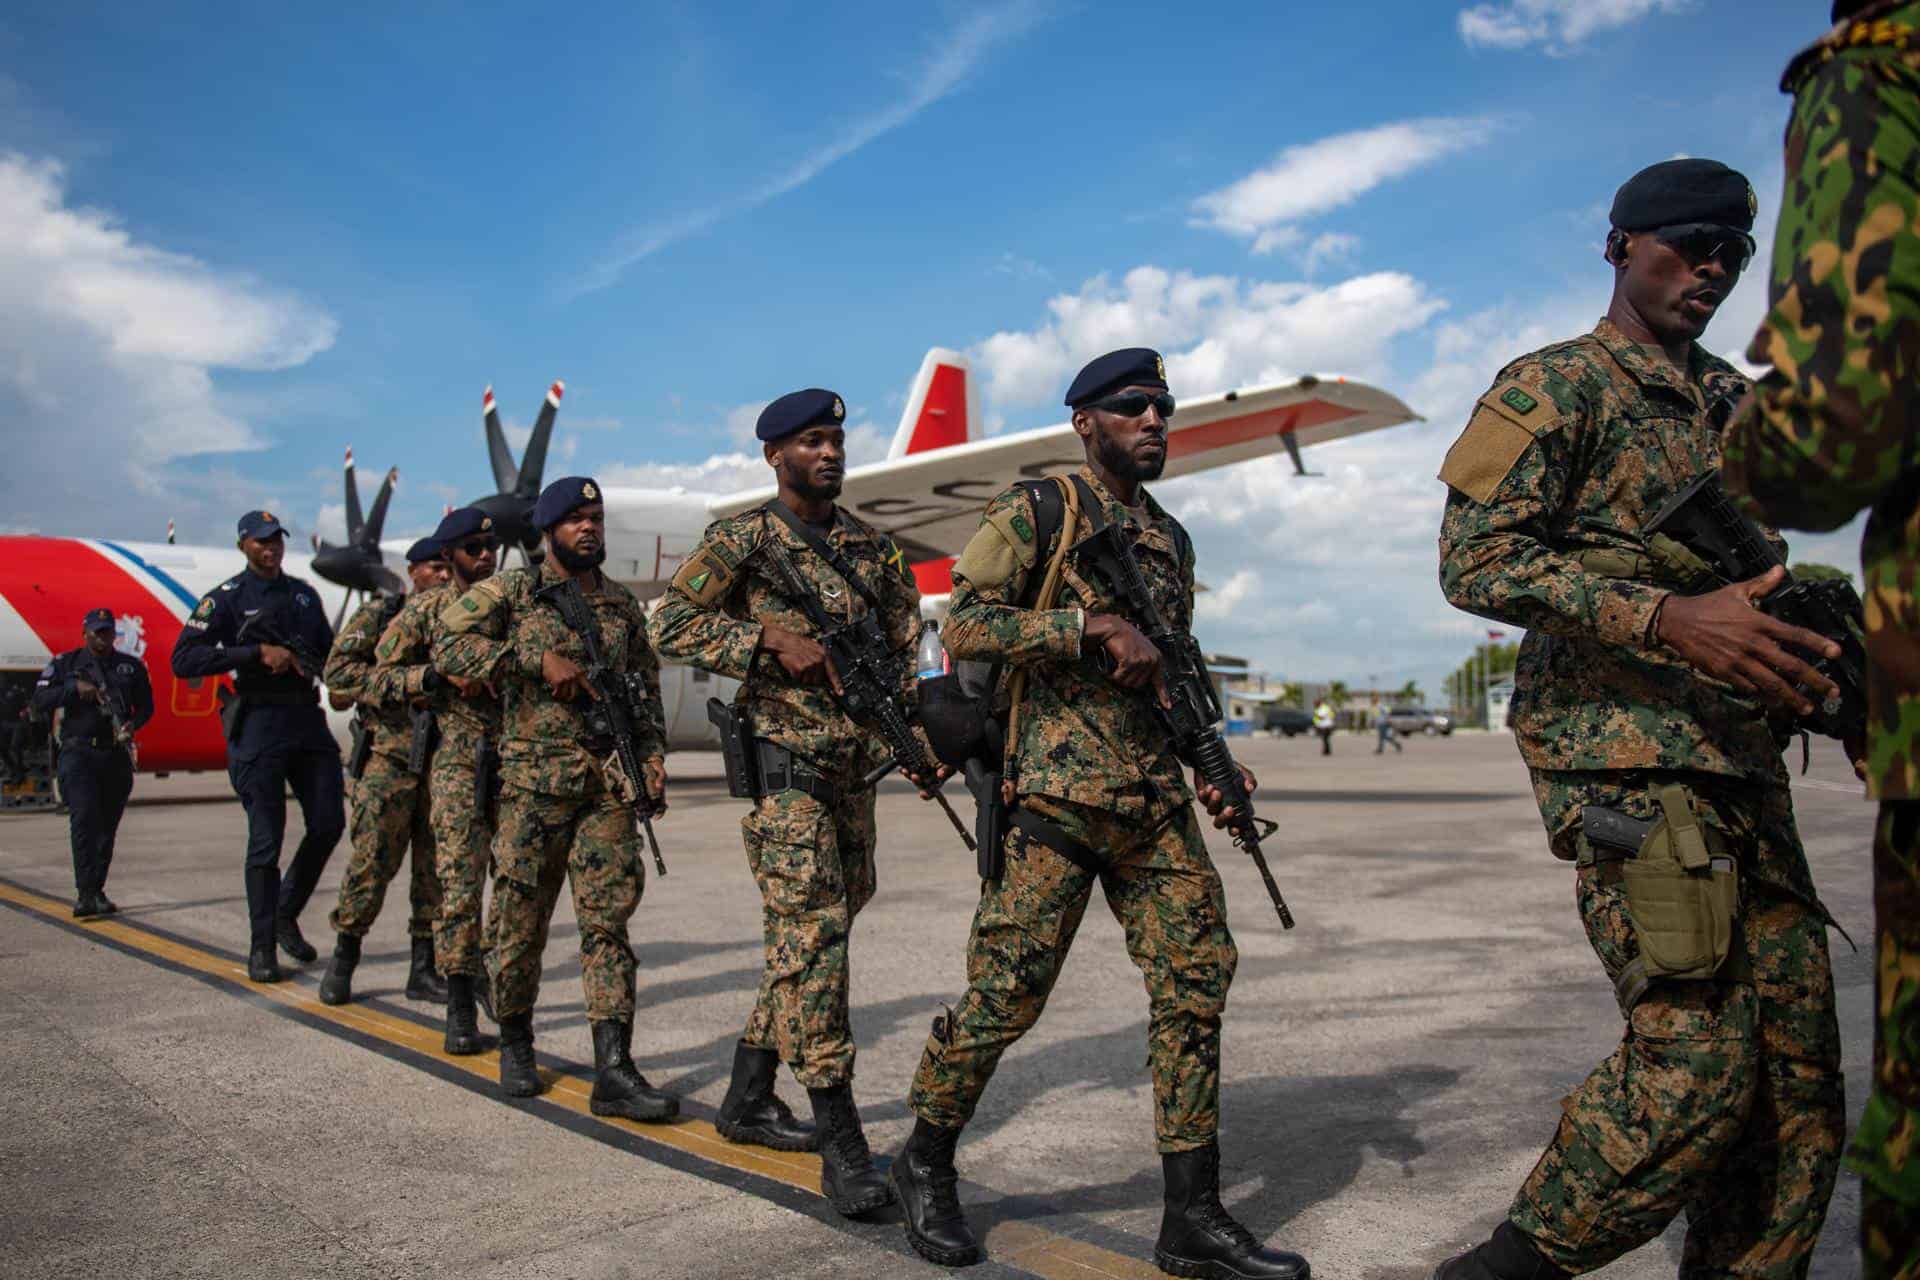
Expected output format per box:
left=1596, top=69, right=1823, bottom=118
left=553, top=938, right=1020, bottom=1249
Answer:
left=1009, top=806, right=1104, bottom=876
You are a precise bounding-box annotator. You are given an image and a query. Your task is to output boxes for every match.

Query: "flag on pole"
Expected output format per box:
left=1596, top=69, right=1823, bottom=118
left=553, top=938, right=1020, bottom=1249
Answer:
left=1487, top=629, right=1506, bottom=641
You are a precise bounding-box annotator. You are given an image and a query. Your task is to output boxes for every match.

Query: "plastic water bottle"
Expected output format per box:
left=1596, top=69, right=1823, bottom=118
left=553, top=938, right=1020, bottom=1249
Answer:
left=915, top=621, right=948, bottom=683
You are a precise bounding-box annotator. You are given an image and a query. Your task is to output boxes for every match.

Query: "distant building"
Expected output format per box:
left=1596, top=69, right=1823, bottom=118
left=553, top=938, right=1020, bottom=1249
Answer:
left=1486, top=678, right=1513, bottom=733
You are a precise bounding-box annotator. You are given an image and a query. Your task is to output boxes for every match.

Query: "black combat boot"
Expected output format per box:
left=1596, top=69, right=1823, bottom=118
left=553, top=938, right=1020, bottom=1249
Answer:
left=1154, top=1144, right=1309, bottom=1279
left=1430, top=1223, right=1569, bottom=1280
left=715, top=1041, right=817, bottom=1151
left=497, top=1014, right=542, bottom=1097
left=443, top=974, right=483, bottom=1055
left=73, top=893, right=102, bottom=920
left=807, top=1084, right=893, bottom=1218
left=94, top=891, right=118, bottom=915
left=891, top=1117, right=982, bottom=1267
left=247, top=945, right=283, bottom=984
left=317, top=933, right=361, bottom=1006
left=275, top=913, right=317, bottom=963
left=404, top=936, right=447, bottom=1003
left=588, top=1020, right=678, bottom=1122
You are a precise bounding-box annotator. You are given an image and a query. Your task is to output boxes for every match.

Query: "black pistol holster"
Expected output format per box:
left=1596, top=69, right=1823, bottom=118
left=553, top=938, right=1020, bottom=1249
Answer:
left=406, top=707, right=438, bottom=776
left=217, top=685, right=248, bottom=745
left=706, top=696, right=841, bottom=806
left=347, top=713, right=374, bottom=779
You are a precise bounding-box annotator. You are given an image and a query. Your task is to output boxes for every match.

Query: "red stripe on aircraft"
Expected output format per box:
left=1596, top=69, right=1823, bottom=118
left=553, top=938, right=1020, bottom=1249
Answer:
left=907, top=364, right=968, bottom=454
left=911, top=556, right=955, bottom=597
left=1166, top=399, right=1361, bottom=461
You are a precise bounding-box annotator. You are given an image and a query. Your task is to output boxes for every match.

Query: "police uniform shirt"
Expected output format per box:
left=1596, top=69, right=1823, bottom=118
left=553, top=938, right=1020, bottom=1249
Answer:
left=173, top=570, right=335, bottom=701
left=32, top=648, right=154, bottom=747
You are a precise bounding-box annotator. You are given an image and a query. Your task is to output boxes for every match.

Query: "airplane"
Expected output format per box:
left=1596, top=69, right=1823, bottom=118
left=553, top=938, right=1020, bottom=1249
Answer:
left=0, top=349, right=1419, bottom=777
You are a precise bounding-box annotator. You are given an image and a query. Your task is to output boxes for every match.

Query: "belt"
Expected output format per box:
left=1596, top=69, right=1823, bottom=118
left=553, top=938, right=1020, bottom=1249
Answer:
left=1010, top=807, right=1104, bottom=875
left=751, top=741, right=840, bottom=805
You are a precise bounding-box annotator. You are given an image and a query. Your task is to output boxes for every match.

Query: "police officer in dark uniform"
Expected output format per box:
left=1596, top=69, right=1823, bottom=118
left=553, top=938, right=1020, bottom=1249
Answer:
left=172, top=509, right=346, bottom=983
left=33, top=608, right=152, bottom=917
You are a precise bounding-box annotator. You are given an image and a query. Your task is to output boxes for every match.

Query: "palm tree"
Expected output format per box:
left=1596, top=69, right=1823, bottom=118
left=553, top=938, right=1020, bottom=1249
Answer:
left=1281, top=682, right=1305, bottom=708
left=1396, top=679, right=1424, bottom=705
left=1327, top=680, right=1350, bottom=710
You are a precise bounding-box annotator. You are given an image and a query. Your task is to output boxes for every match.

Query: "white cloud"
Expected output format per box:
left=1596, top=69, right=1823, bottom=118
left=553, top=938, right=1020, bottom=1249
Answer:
left=0, top=153, right=337, bottom=541
left=1302, top=232, right=1359, bottom=277
left=1191, top=117, right=1495, bottom=254
left=571, top=1, right=1046, bottom=296
left=1458, top=0, right=1692, bottom=53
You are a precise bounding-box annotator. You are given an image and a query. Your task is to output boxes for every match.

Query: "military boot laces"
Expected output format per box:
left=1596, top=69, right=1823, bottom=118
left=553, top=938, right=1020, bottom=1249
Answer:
left=496, top=1014, right=542, bottom=1097
left=892, top=1119, right=982, bottom=1267
left=443, top=974, right=484, bottom=1056
left=405, top=936, right=448, bottom=1003
left=807, top=1085, right=893, bottom=1218
left=716, top=1041, right=818, bottom=1151
left=1153, top=1145, right=1308, bottom=1280
left=317, top=934, right=361, bottom=1006
left=587, top=1020, right=678, bottom=1123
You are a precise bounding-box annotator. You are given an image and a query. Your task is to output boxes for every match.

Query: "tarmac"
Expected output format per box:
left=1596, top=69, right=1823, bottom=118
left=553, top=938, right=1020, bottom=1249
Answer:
left=0, top=731, right=1878, bottom=1280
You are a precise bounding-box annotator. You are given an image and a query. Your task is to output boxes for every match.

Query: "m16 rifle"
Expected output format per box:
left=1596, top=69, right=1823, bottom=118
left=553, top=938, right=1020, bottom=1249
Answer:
left=77, top=647, right=135, bottom=754
left=758, top=537, right=974, bottom=851
left=1644, top=472, right=1868, bottom=743
left=535, top=576, right=667, bottom=875
left=1072, top=516, right=1294, bottom=929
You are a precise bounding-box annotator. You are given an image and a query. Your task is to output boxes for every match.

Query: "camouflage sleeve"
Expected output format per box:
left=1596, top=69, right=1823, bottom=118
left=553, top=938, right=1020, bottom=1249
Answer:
left=944, top=485, right=1085, bottom=665
left=620, top=596, right=667, bottom=760
left=433, top=576, right=520, bottom=684
left=1723, top=49, right=1920, bottom=531
left=367, top=595, right=436, bottom=705
left=646, top=521, right=763, bottom=679
left=321, top=603, right=383, bottom=705
left=1439, top=372, right=1670, bottom=647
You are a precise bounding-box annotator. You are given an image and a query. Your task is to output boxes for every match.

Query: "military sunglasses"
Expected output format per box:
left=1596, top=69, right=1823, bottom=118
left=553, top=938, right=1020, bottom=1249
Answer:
left=1087, top=390, right=1176, bottom=420
left=1654, top=222, right=1756, bottom=273
left=454, top=538, right=500, bottom=556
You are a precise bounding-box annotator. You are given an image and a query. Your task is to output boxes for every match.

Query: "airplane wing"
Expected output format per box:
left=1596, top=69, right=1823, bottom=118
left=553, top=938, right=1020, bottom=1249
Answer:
left=707, top=374, right=1420, bottom=565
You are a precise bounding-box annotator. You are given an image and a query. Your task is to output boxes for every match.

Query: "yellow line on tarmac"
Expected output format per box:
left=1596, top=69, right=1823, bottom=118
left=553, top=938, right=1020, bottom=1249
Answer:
left=0, top=878, right=1162, bottom=1280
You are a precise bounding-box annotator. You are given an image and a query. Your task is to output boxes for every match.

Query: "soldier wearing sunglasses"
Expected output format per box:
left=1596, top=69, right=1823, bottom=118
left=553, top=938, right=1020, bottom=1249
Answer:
left=1434, top=160, right=1848, bottom=1279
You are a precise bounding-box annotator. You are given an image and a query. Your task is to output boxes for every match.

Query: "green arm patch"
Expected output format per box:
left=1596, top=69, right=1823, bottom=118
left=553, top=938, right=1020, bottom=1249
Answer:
left=671, top=552, right=733, bottom=606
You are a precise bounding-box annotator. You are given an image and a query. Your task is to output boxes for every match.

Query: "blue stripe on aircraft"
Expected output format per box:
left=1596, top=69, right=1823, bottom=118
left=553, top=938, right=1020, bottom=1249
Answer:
left=98, top=541, right=200, bottom=612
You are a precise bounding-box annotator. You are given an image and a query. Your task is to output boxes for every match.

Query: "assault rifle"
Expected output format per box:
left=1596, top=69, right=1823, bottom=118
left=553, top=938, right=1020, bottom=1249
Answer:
left=535, top=577, right=667, bottom=875
left=1073, top=520, right=1294, bottom=929
left=1645, top=472, right=1868, bottom=743
left=77, top=647, right=135, bottom=751
left=235, top=605, right=329, bottom=681
left=759, top=539, right=975, bottom=851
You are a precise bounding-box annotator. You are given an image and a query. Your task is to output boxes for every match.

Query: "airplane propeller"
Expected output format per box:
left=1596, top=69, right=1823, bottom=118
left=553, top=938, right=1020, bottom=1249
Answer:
left=471, top=381, right=563, bottom=566
left=310, top=446, right=404, bottom=629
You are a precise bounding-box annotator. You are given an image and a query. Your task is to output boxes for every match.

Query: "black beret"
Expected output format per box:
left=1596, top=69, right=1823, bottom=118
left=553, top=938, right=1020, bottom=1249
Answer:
left=1610, top=158, right=1756, bottom=234
left=757, top=388, right=845, bottom=442
left=432, top=507, right=494, bottom=543
left=531, top=476, right=603, bottom=530
left=405, top=537, right=443, bottom=564
left=1064, top=347, right=1169, bottom=408
left=82, top=607, right=115, bottom=632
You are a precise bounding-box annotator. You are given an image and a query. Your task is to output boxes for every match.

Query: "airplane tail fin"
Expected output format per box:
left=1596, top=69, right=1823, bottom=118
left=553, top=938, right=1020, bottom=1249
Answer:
left=887, top=348, right=975, bottom=459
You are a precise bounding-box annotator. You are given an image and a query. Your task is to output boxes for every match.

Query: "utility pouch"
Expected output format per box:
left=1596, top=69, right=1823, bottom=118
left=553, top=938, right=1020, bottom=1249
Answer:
left=963, top=758, right=1007, bottom=880
left=708, top=697, right=759, bottom=800
left=218, top=686, right=248, bottom=745
left=1616, top=784, right=1739, bottom=984
left=347, top=714, right=373, bottom=779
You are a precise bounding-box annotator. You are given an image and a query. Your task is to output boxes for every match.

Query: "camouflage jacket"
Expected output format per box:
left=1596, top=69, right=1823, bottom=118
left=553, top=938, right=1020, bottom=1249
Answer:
left=648, top=502, right=920, bottom=784
left=1723, top=2, right=1920, bottom=799
left=374, top=581, right=501, bottom=770
left=432, top=559, right=665, bottom=796
left=1439, top=318, right=1785, bottom=781
left=946, top=465, right=1195, bottom=821
left=322, top=594, right=411, bottom=758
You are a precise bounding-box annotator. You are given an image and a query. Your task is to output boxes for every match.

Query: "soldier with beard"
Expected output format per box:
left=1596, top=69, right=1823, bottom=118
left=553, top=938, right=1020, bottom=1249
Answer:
left=434, top=477, right=674, bottom=1118
left=378, top=507, right=502, bottom=1053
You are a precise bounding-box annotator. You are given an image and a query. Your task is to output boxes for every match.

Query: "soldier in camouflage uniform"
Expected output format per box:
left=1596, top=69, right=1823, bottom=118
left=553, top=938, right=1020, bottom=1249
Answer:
left=433, top=476, right=675, bottom=1120
left=1433, top=161, right=1852, bottom=1280
left=316, top=538, right=449, bottom=1008
left=650, top=387, right=932, bottom=1215
left=894, top=349, right=1307, bottom=1278
left=1721, top=6, right=1920, bottom=1275
left=377, top=507, right=502, bottom=1054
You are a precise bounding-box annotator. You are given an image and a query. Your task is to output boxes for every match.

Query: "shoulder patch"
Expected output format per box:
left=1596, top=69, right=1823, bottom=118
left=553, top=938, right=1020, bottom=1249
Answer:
left=192, top=596, right=215, bottom=620
left=1479, top=379, right=1562, bottom=434
left=671, top=551, right=734, bottom=606
left=1439, top=403, right=1545, bottom=505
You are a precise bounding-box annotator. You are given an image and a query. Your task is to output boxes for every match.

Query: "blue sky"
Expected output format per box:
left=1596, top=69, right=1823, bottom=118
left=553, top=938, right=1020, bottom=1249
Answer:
left=0, top=1, right=1859, bottom=697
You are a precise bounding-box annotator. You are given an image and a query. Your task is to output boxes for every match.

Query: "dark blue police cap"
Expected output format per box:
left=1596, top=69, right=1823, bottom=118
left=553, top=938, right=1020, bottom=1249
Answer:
left=531, top=476, right=603, bottom=531
left=1610, top=158, right=1756, bottom=234
left=82, top=607, right=115, bottom=633
left=237, top=509, right=288, bottom=541
left=1064, top=348, right=1169, bottom=408
left=757, top=388, right=845, bottom=442
left=405, top=537, right=443, bottom=564
left=432, top=507, right=494, bottom=544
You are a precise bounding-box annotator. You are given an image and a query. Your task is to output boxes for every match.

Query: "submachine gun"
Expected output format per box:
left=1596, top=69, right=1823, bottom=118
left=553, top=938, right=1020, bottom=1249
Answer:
left=1073, top=515, right=1294, bottom=930
left=1644, top=472, right=1868, bottom=744
left=756, top=528, right=974, bottom=852
left=535, top=577, right=667, bottom=876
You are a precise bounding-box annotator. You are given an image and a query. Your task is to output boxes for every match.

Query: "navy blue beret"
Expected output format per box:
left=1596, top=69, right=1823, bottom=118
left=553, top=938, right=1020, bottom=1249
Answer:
left=757, top=388, right=845, bottom=442
left=405, top=537, right=443, bottom=564
left=82, top=607, right=115, bottom=633
left=1610, top=159, right=1756, bottom=234
left=432, top=507, right=494, bottom=544
left=237, top=509, right=287, bottom=540
left=532, top=476, right=603, bottom=530
left=1064, top=348, right=1169, bottom=408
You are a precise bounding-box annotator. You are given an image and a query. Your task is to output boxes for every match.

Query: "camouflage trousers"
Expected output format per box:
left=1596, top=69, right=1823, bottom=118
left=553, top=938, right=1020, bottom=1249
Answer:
left=1513, top=769, right=1844, bottom=1278
left=1852, top=802, right=1920, bottom=1280
left=739, top=786, right=877, bottom=1088
left=909, top=794, right=1237, bottom=1153
left=329, top=752, right=439, bottom=939
left=428, top=751, right=494, bottom=978
left=489, top=781, right=642, bottom=1023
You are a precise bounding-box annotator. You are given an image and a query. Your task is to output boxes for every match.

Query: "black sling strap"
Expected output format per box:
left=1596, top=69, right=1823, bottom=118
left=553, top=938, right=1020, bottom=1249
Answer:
left=762, top=499, right=881, bottom=612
